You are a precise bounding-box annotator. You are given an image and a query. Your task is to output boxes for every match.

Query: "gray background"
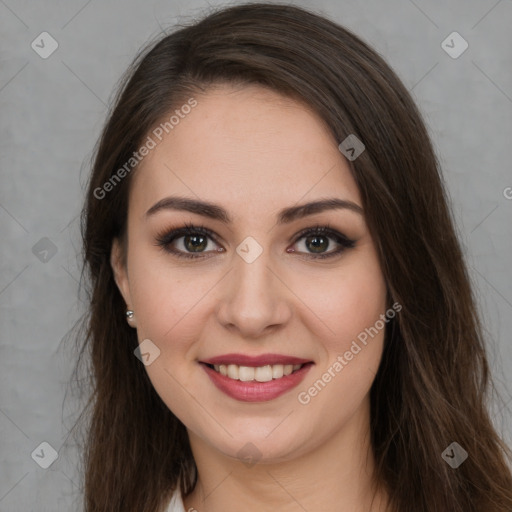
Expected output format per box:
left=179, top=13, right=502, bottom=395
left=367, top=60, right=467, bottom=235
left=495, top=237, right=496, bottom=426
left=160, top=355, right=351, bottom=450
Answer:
left=1, top=0, right=511, bottom=510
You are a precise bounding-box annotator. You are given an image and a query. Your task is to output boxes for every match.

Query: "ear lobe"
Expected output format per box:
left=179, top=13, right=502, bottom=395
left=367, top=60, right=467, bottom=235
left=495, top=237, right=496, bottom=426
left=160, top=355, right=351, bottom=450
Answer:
left=110, top=237, right=132, bottom=306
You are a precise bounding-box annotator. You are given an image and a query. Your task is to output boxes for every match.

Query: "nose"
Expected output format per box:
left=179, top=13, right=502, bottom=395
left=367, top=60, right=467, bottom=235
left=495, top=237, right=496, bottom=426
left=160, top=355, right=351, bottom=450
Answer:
left=215, top=244, right=292, bottom=339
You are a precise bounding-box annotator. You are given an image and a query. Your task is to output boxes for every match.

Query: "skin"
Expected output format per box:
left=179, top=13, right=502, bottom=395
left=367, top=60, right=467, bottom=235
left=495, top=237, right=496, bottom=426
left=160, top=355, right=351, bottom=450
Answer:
left=111, top=84, right=390, bottom=512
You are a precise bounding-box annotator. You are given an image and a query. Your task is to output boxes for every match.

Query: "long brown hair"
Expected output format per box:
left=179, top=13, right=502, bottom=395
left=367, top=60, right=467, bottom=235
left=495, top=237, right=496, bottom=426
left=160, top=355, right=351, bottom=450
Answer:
left=74, top=3, right=512, bottom=511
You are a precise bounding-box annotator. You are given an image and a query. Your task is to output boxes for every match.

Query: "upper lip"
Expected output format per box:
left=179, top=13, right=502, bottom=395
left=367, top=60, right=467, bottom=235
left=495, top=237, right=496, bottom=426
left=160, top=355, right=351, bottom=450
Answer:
left=201, top=353, right=312, bottom=366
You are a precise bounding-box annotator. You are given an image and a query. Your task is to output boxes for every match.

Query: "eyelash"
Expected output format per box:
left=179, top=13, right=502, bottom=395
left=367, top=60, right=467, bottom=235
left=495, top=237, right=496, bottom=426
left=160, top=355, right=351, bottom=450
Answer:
left=154, top=221, right=356, bottom=260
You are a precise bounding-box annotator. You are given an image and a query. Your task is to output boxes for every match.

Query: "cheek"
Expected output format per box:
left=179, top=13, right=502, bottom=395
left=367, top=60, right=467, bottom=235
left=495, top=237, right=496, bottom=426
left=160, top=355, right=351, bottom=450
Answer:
left=294, top=251, right=388, bottom=405
left=125, top=251, right=212, bottom=419
left=302, top=253, right=388, bottom=351
left=126, top=245, right=215, bottom=343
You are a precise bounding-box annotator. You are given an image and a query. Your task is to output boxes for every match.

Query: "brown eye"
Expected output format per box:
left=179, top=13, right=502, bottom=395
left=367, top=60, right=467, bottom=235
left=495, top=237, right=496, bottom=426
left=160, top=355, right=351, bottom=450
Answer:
left=155, top=223, right=223, bottom=259
left=290, top=225, right=355, bottom=259
left=304, top=234, right=330, bottom=253
left=182, top=234, right=209, bottom=252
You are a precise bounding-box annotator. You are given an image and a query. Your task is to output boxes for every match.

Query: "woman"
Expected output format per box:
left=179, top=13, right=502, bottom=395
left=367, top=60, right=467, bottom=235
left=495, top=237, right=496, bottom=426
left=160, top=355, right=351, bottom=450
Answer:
left=77, top=3, right=512, bottom=511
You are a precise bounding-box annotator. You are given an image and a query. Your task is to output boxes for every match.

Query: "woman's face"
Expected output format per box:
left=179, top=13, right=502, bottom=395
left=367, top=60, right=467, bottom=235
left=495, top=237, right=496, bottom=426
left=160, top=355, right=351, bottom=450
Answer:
left=112, top=84, right=388, bottom=463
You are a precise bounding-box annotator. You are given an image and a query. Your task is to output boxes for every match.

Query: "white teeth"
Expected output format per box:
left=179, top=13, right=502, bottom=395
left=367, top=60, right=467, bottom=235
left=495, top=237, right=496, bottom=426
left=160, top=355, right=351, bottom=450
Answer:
left=227, top=364, right=239, bottom=380
left=272, top=364, right=284, bottom=379
left=211, top=363, right=304, bottom=381
left=255, top=365, right=273, bottom=382
left=239, top=366, right=255, bottom=381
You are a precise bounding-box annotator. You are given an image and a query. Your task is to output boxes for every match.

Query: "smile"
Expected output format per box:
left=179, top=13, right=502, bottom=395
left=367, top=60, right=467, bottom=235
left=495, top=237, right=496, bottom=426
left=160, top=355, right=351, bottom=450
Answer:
left=199, top=355, right=314, bottom=402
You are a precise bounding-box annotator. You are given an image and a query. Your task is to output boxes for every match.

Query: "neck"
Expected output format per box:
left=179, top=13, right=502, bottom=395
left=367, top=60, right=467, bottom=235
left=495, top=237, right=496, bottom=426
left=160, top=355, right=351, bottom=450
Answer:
left=182, top=400, right=389, bottom=512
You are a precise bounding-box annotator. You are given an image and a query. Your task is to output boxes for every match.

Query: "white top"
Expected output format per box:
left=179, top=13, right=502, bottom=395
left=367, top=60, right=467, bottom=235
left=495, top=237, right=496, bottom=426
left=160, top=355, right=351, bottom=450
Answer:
left=166, top=488, right=186, bottom=512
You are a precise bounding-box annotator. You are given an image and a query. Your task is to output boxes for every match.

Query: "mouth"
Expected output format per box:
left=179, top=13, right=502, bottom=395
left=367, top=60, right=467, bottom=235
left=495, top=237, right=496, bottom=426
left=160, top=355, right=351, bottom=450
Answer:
left=198, top=354, right=314, bottom=402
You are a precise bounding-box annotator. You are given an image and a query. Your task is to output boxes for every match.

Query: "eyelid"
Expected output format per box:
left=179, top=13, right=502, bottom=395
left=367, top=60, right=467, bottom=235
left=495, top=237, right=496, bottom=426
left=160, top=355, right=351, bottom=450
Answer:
left=290, top=222, right=353, bottom=246
left=154, top=222, right=221, bottom=253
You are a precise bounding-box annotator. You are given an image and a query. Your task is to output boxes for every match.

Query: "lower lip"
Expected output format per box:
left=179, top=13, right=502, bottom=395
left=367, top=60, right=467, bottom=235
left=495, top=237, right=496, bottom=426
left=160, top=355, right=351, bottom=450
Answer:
left=200, top=362, right=313, bottom=402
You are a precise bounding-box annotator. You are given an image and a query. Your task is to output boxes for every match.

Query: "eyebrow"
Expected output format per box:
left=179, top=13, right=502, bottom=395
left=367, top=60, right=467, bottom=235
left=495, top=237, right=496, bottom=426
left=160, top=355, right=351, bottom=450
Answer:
left=145, top=195, right=363, bottom=224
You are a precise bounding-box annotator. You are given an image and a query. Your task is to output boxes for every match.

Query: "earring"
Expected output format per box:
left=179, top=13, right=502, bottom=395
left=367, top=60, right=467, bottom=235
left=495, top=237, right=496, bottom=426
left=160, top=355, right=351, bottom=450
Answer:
left=125, top=310, right=136, bottom=328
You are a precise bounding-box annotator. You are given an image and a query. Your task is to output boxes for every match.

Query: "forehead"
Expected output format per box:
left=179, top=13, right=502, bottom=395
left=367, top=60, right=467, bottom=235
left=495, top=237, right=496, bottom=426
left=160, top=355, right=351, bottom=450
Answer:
left=129, top=84, right=361, bottom=219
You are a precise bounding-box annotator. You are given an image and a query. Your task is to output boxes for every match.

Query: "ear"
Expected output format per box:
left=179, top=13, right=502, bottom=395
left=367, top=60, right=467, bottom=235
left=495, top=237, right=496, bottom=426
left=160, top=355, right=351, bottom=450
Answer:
left=110, top=237, right=132, bottom=307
